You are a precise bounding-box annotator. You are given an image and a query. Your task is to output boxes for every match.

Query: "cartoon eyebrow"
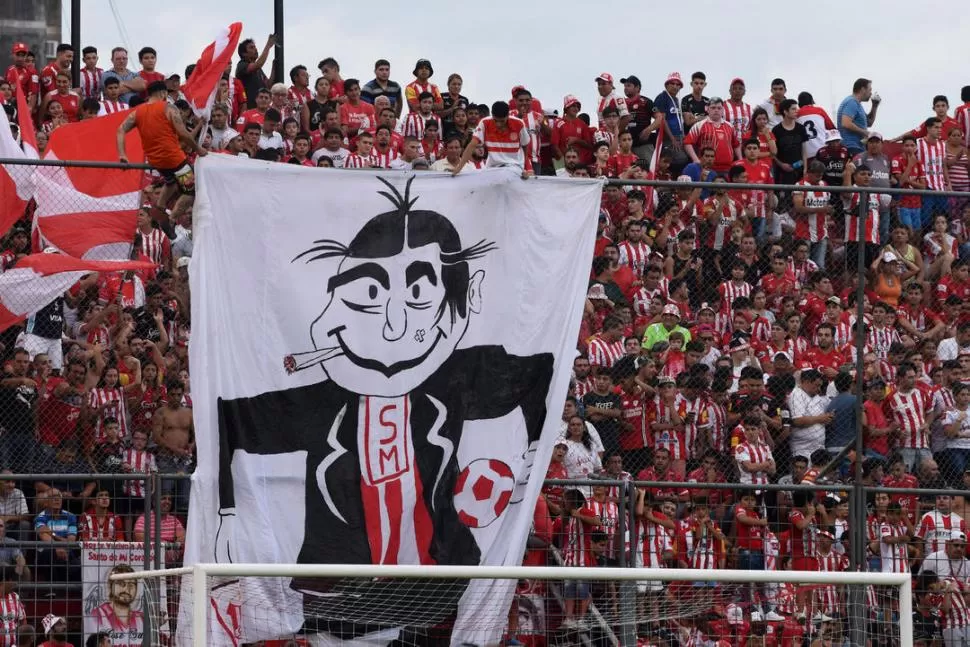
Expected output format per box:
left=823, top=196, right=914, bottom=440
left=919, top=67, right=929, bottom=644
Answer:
left=405, top=261, right=438, bottom=287
left=326, top=263, right=390, bottom=293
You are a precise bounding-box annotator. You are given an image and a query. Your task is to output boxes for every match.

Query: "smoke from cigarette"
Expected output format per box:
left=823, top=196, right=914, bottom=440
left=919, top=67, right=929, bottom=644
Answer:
left=283, top=347, right=344, bottom=374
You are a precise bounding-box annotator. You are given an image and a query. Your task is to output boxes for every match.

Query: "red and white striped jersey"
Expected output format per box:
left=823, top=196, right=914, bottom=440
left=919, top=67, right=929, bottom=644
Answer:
left=473, top=116, right=532, bottom=170
left=640, top=516, right=672, bottom=569
left=886, top=388, right=933, bottom=449
left=699, top=196, right=744, bottom=250
left=789, top=509, right=818, bottom=558
left=956, top=103, right=970, bottom=147
left=683, top=395, right=712, bottom=460
left=562, top=506, right=598, bottom=566
left=917, top=510, right=968, bottom=555
left=764, top=531, right=779, bottom=571
left=866, top=325, right=900, bottom=360
left=787, top=258, right=819, bottom=287
left=735, top=440, right=773, bottom=485
left=773, top=581, right=798, bottom=616
left=589, top=498, right=620, bottom=557
left=587, top=334, right=624, bottom=369
left=706, top=400, right=728, bottom=453
left=604, top=470, right=632, bottom=503
left=718, top=280, right=752, bottom=315
left=344, top=153, right=377, bottom=169
left=917, top=138, right=948, bottom=191
left=617, top=240, right=650, bottom=275
left=815, top=550, right=848, bottom=615
left=80, top=67, right=104, bottom=100
left=879, top=521, right=910, bottom=573
left=139, top=227, right=171, bottom=267
left=648, top=394, right=689, bottom=460
left=0, top=591, right=24, bottom=647
left=98, top=100, right=127, bottom=116
left=879, top=359, right=897, bottom=385
left=91, top=603, right=145, bottom=645
left=516, top=110, right=543, bottom=163
left=287, top=85, right=312, bottom=108
left=677, top=521, right=723, bottom=570
left=89, top=386, right=129, bottom=442
left=814, top=319, right=852, bottom=348
left=846, top=190, right=880, bottom=244
left=574, top=377, right=594, bottom=399
left=401, top=112, right=442, bottom=140
left=931, top=578, right=970, bottom=629
left=122, top=448, right=157, bottom=498
left=370, top=147, right=400, bottom=169
left=723, top=100, right=752, bottom=143
left=596, top=92, right=629, bottom=123
left=793, top=179, right=829, bottom=243
left=78, top=512, right=125, bottom=541
left=418, top=138, right=443, bottom=162
left=632, top=283, right=668, bottom=317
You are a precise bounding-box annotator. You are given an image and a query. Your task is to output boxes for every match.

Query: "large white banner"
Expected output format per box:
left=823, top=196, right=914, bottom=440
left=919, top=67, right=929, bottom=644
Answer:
left=82, top=542, right=167, bottom=646
left=183, top=156, right=601, bottom=645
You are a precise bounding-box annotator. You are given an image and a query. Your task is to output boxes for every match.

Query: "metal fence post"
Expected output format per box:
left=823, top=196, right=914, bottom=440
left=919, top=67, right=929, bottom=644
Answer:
left=618, top=481, right=637, bottom=647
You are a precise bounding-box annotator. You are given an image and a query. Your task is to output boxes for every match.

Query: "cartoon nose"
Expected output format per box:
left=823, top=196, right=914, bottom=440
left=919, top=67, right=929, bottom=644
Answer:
left=383, top=299, right=407, bottom=342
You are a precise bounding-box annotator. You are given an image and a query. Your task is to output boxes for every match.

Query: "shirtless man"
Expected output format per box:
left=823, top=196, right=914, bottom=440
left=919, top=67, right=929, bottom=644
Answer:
left=152, top=379, right=193, bottom=512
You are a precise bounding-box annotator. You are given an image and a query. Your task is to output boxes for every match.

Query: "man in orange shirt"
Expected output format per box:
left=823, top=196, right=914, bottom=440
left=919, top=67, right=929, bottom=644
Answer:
left=117, top=81, right=207, bottom=227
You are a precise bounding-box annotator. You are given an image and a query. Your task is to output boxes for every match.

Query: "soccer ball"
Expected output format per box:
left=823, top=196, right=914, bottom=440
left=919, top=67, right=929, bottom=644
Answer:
left=453, top=459, right=515, bottom=528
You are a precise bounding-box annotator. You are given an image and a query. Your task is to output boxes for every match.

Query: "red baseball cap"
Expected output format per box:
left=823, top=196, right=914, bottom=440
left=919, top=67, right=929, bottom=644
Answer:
left=11, top=43, right=28, bottom=55
left=563, top=94, right=581, bottom=110
left=730, top=77, right=745, bottom=87
left=595, top=73, right=614, bottom=84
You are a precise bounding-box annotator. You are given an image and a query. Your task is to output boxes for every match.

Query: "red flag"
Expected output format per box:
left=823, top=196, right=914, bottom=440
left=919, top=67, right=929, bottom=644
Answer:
left=43, top=109, right=145, bottom=198
left=0, top=253, right=156, bottom=332
left=649, top=117, right=665, bottom=174
left=0, top=86, right=36, bottom=233
left=183, top=22, right=243, bottom=118
left=16, top=83, right=37, bottom=158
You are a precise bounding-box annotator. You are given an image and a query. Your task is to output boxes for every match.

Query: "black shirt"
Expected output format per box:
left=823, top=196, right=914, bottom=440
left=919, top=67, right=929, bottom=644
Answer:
left=305, top=99, right=336, bottom=132
left=26, top=298, right=64, bottom=340
left=441, top=93, right=471, bottom=130
left=626, top=94, right=655, bottom=144
left=361, top=78, right=403, bottom=112
left=772, top=121, right=810, bottom=165
left=582, top=391, right=622, bottom=451
left=0, top=378, right=36, bottom=436
left=235, top=60, right=270, bottom=110
left=681, top=94, right=710, bottom=124
left=132, top=306, right=174, bottom=343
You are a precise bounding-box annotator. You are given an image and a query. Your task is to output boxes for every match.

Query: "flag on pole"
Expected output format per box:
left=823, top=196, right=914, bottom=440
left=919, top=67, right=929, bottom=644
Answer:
left=183, top=22, right=244, bottom=119
left=16, top=83, right=38, bottom=160
left=43, top=109, right=145, bottom=198
left=649, top=116, right=665, bottom=173
left=0, top=253, right=156, bottom=332
left=0, top=85, right=39, bottom=234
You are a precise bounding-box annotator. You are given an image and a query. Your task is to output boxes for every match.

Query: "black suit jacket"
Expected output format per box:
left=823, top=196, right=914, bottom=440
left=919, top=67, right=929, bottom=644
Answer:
left=217, top=345, right=554, bottom=566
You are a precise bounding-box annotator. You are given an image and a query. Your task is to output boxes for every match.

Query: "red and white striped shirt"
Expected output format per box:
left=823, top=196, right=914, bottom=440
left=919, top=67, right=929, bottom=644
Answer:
left=287, top=85, right=312, bottom=108
left=879, top=521, right=910, bottom=573
left=815, top=549, right=848, bottom=614
left=917, top=510, right=968, bottom=555
left=932, top=578, right=970, bottom=629
left=122, top=448, right=157, bottom=498
left=587, top=334, right=624, bottom=369
left=789, top=509, right=818, bottom=559
left=640, top=515, right=672, bottom=569
left=677, top=521, right=722, bottom=570
left=401, top=112, right=442, bottom=140
left=91, top=603, right=145, bottom=644
left=98, top=100, right=127, bottom=116
left=649, top=394, right=689, bottom=460
left=473, top=116, right=532, bottom=171
left=562, top=506, right=598, bottom=566
left=80, top=67, right=104, bottom=100
left=0, top=591, right=24, bottom=647
left=718, top=280, right=752, bottom=315
left=917, top=137, right=948, bottom=191
left=866, top=325, right=900, bottom=360
left=699, top=196, right=744, bottom=250
left=632, top=283, right=668, bottom=317
left=89, top=386, right=129, bottom=442
left=516, top=110, right=543, bottom=163
left=574, top=377, right=594, bottom=399
left=139, top=227, right=170, bottom=267
left=683, top=396, right=711, bottom=460
left=794, top=179, right=829, bottom=243
left=78, top=512, right=125, bottom=541
left=886, top=388, right=933, bottom=449
left=846, top=189, right=881, bottom=244
left=787, top=258, right=819, bottom=287
left=735, top=440, right=773, bottom=485
left=956, top=103, right=970, bottom=147
left=706, top=400, right=728, bottom=453
left=596, top=93, right=629, bottom=123
left=589, top=498, right=619, bottom=557
left=617, top=240, right=650, bottom=275
left=370, top=147, right=400, bottom=169
left=344, top=153, right=376, bottom=169
left=723, top=100, right=752, bottom=143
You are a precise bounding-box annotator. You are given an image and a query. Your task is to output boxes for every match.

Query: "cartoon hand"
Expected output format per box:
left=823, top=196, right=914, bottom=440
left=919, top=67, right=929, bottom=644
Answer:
left=510, top=441, right=539, bottom=504
left=215, top=507, right=237, bottom=563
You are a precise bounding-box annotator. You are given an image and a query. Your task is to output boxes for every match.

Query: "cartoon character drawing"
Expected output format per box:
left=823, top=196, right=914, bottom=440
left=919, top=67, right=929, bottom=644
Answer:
left=214, top=177, right=554, bottom=639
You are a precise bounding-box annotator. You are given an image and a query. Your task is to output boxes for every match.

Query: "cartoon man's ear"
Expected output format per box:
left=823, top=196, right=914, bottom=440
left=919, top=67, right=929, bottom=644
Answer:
left=467, top=270, right=485, bottom=315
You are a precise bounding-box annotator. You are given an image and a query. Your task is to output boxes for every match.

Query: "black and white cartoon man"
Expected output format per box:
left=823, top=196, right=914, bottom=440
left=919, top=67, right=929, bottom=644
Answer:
left=214, top=177, right=555, bottom=639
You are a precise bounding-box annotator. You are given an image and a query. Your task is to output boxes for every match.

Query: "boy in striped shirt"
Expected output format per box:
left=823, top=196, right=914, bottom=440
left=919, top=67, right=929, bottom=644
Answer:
left=554, top=489, right=602, bottom=630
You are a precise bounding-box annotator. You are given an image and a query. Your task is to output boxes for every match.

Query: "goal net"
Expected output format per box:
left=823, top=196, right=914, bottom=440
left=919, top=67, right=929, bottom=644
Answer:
left=115, top=564, right=913, bottom=647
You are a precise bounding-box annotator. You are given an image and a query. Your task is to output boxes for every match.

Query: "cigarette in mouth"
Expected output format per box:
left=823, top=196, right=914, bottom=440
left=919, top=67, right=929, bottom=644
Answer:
left=283, top=347, right=343, bottom=374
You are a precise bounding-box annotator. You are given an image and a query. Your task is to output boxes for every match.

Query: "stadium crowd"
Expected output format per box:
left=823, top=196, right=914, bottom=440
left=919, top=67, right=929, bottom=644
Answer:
left=2, top=34, right=970, bottom=647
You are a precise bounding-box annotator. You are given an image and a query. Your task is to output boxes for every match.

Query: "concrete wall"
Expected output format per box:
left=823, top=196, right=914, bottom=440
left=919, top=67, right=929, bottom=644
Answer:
left=0, top=0, right=62, bottom=64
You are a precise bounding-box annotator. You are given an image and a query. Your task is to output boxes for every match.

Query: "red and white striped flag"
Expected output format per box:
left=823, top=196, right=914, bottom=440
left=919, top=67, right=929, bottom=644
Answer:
left=0, top=252, right=155, bottom=332
left=649, top=117, right=665, bottom=173
left=0, top=84, right=39, bottom=233
left=183, top=22, right=244, bottom=119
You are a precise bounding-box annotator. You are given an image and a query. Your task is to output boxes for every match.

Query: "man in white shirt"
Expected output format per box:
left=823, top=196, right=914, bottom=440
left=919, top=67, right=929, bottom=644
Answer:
left=389, top=137, right=421, bottom=170
left=431, top=136, right=471, bottom=173
left=203, top=104, right=235, bottom=152
left=788, top=369, right=832, bottom=462
left=920, top=530, right=970, bottom=582
left=257, top=108, right=284, bottom=151
left=938, top=323, right=970, bottom=361
left=0, top=474, right=30, bottom=540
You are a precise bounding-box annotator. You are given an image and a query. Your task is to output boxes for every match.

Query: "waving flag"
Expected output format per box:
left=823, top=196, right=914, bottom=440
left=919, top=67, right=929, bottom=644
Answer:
left=0, top=84, right=39, bottom=233
left=43, top=109, right=145, bottom=198
left=0, top=253, right=155, bottom=332
left=16, top=83, right=38, bottom=160
left=183, top=22, right=243, bottom=118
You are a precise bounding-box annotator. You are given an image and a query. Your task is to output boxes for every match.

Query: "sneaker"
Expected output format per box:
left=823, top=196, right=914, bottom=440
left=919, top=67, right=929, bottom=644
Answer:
left=812, top=612, right=833, bottom=623
left=764, top=611, right=785, bottom=622
left=750, top=611, right=764, bottom=622
left=560, top=618, right=577, bottom=629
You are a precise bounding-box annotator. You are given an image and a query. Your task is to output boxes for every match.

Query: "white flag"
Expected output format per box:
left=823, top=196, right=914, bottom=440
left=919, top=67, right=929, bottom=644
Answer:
left=180, top=156, right=601, bottom=645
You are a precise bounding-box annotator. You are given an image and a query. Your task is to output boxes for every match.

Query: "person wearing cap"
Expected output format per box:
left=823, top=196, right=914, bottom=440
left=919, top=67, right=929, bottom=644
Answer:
left=920, top=529, right=970, bottom=584
left=553, top=95, right=594, bottom=166
left=39, top=613, right=69, bottom=646
left=5, top=43, right=39, bottom=109
left=642, top=304, right=691, bottom=351
left=814, top=128, right=850, bottom=192
left=593, top=73, right=629, bottom=129
left=405, top=59, right=442, bottom=113
left=850, top=129, right=893, bottom=242
left=646, top=73, right=686, bottom=171
left=869, top=249, right=905, bottom=307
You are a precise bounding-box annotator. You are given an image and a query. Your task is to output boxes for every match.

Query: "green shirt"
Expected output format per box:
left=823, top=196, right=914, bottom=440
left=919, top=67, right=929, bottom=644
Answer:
left=641, top=322, right=691, bottom=350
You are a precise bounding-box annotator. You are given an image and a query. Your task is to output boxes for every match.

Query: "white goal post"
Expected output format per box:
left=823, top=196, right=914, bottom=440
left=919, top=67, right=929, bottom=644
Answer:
left=113, top=564, right=914, bottom=647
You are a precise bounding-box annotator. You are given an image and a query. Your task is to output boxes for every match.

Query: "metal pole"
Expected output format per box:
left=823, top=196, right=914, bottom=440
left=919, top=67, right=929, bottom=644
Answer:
left=849, top=189, right=869, bottom=647
left=154, top=474, right=163, bottom=571
left=142, top=475, right=152, bottom=570
left=618, top=482, right=637, bottom=647
left=273, top=0, right=284, bottom=84
left=70, top=0, right=81, bottom=88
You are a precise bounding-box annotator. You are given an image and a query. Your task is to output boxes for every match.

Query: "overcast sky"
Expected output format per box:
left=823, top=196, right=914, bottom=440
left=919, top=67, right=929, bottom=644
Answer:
left=63, top=0, right=970, bottom=138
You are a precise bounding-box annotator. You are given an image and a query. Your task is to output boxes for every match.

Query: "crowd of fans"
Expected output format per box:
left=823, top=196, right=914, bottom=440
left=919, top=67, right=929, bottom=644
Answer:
left=3, top=34, right=970, bottom=647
